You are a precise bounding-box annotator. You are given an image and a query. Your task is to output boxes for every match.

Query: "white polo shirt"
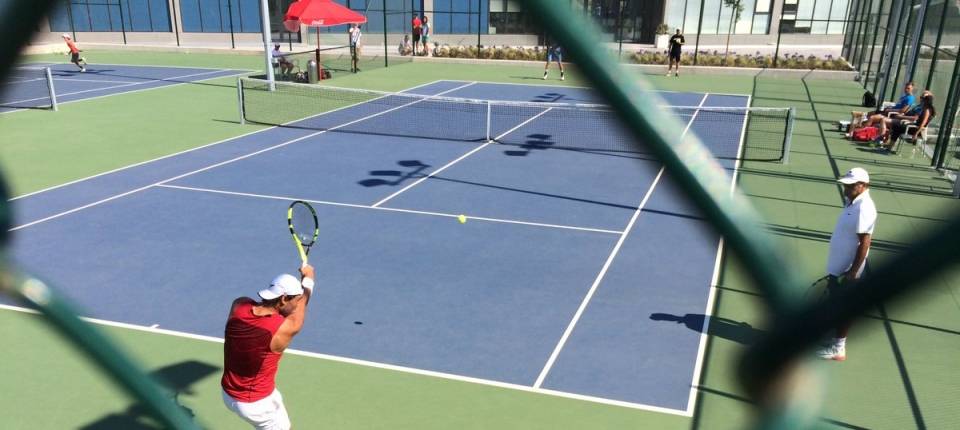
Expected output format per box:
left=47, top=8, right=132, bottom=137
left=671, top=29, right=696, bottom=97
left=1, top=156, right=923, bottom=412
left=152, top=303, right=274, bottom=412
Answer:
left=826, top=190, right=877, bottom=277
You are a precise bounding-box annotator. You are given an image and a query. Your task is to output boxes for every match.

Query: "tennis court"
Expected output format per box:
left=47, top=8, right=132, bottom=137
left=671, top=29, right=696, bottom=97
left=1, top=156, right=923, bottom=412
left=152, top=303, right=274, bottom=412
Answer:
left=6, top=78, right=785, bottom=415
left=1, top=62, right=246, bottom=113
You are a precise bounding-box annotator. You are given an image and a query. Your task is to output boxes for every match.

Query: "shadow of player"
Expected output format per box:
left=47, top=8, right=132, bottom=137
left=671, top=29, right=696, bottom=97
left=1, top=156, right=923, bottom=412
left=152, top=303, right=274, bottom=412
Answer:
left=79, top=360, right=219, bottom=429
left=358, top=160, right=430, bottom=187
left=649, top=313, right=764, bottom=345
left=504, top=133, right=556, bottom=157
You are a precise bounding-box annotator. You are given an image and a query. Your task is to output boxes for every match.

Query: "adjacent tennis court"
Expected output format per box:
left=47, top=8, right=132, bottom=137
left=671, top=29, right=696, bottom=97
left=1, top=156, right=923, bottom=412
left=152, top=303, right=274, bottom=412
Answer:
left=1, top=62, right=246, bottom=113
left=7, top=78, right=784, bottom=414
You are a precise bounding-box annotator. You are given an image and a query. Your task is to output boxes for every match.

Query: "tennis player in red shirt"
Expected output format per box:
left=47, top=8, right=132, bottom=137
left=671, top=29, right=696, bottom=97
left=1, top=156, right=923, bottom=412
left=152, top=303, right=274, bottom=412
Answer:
left=61, top=34, right=87, bottom=72
left=221, top=264, right=315, bottom=429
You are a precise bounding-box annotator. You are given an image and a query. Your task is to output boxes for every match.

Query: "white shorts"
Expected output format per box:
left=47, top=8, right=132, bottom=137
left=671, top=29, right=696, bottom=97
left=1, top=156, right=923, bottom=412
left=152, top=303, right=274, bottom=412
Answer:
left=222, top=389, right=291, bottom=430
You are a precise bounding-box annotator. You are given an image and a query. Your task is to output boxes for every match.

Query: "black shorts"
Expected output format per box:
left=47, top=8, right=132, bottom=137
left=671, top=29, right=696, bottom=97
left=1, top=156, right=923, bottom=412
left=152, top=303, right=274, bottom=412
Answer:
left=413, top=33, right=421, bottom=43
left=71, top=52, right=80, bottom=62
left=669, top=50, right=681, bottom=61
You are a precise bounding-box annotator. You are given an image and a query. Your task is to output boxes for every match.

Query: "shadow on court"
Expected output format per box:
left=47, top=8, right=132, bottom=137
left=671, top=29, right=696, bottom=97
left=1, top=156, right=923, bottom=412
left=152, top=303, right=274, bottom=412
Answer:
left=79, top=360, right=218, bottom=430
left=649, top=313, right=764, bottom=345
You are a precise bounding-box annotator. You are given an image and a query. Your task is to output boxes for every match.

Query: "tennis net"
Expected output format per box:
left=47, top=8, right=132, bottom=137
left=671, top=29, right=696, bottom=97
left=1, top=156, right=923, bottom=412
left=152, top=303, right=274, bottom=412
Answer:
left=2, top=66, right=58, bottom=111
left=238, top=78, right=795, bottom=162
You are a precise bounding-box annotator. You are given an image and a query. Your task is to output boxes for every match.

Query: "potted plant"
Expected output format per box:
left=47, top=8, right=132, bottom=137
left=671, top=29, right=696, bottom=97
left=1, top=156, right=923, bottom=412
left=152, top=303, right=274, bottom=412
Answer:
left=654, top=24, right=670, bottom=49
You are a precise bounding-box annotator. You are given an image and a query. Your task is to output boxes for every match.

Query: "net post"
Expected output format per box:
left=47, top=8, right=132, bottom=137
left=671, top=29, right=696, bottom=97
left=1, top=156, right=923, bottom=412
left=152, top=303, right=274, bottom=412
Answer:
left=237, top=77, right=245, bottom=125
left=782, top=107, right=796, bottom=164
left=486, top=100, right=492, bottom=142
left=44, top=66, right=58, bottom=111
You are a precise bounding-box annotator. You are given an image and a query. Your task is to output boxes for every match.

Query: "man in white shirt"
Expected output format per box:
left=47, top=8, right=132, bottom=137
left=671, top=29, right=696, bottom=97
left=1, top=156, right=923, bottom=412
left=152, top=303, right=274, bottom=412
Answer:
left=818, top=167, right=877, bottom=361
left=349, top=24, right=362, bottom=73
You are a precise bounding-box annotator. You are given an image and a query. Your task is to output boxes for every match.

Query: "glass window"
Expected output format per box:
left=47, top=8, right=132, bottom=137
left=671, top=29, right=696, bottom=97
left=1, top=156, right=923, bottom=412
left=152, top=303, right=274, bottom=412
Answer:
left=701, top=0, right=721, bottom=33
left=180, top=0, right=261, bottom=33
left=752, top=13, right=770, bottom=33
left=665, top=0, right=686, bottom=32
left=50, top=1, right=172, bottom=32
left=755, top=0, right=771, bottom=13
left=828, top=0, right=850, bottom=34
left=683, top=0, right=702, bottom=33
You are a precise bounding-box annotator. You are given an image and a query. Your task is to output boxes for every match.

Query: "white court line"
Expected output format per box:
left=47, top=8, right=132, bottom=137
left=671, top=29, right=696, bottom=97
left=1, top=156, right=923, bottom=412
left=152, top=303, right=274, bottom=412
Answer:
left=533, top=93, right=710, bottom=391
left=440, top=79, right=751, bottom=98
left=21, top=61, right=256, bottom=72
left=370, top=107, right=555, bottom=208
left=9, top=79, right=446, bottom=201
left=10, top=82, right=477, bottom=231
left=1, top=68, right=230, bottom=107
left=0, top=302, right=687, bottom=416
left=56, top=78, right=144, bottom=84
left=684, top=92, right=751, bottom=415
left=3, top=78, right=44, bottom=85
left=156, top=184, right=622, bottom=235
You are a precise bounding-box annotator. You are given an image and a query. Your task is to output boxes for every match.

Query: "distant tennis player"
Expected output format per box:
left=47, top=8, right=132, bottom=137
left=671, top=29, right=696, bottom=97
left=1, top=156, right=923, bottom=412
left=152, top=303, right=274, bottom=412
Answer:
left=543, top=43, right=564, bottom=81
left=666, top=29, right=684, bottom=77
left=62, top=33, right=87, bottom=72
left=221, top=264, right=316, bottom=429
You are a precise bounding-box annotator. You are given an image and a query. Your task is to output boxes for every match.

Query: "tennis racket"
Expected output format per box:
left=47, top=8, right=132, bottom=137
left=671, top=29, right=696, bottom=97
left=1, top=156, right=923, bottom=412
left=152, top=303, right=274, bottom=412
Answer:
left=804, top=275, right=832, bottom=304
left=287, top=200, right=319, bottom=266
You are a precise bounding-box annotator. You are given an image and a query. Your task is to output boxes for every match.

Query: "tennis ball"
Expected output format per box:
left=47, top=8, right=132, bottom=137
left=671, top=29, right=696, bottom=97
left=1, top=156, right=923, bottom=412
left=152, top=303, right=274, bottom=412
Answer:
left=457, top=214, right=467, bottom=224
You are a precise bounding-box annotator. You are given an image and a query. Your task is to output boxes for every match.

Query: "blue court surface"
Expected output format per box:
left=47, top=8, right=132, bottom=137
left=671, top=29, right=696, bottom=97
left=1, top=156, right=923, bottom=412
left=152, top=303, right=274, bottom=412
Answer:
left=8, top=80, right=750, bottom=415
left=1, top=62, right=246, bottom=113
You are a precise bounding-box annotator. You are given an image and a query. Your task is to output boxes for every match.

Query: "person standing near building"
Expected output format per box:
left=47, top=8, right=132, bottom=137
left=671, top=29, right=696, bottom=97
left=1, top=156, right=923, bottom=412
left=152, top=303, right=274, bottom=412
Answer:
left=542, top=43, right=564, bottom=81
left=421, top=15, right=431, bottom=56
left=817, top=167, right=877, bottom=361
left=666, top=29, right=684, bottom=77
left=349, top=23, right=362, bottom=73
left=221, top=265, right=316, bottom=429
left=412, top=15, right=423, bottom=56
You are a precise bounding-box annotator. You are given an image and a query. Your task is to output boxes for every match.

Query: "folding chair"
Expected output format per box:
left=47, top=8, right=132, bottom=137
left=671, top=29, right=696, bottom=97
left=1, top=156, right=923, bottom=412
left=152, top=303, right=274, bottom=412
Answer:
left=895, top=122, right=927, bottom=158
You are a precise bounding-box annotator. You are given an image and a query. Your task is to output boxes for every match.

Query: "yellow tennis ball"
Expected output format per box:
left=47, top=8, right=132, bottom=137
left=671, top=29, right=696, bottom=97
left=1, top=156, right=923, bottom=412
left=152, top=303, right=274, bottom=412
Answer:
left=457, top=214, right=467, bottom=223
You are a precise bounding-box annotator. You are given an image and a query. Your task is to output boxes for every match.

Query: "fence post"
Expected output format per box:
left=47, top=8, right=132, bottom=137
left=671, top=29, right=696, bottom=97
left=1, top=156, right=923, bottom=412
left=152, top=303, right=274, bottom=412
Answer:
left=383, top=0, right=389, bottom=68
left=773, top=20, right=783, bottom=68
left=228, top=0, right=236, bottom=49
left=117, top=0, right=128, bottom=44
left=694, top=0, right=705, bottom=65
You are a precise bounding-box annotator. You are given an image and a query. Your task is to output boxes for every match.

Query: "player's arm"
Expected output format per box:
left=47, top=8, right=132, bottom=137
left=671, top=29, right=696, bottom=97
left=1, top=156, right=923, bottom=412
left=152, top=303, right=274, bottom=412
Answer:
left=844, top=233, right=871, bottom=282
left=270, top=265, right=316, bottom=353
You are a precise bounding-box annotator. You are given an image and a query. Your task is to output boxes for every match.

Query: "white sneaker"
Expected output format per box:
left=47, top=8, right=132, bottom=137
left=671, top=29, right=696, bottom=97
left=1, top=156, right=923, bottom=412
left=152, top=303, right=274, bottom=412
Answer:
left=542, top=74, right=547, bottom=80
left=666, top=72, right=672, bottom=76
left=560, top=74, right=565, bottom=81
left=816, top=343, right=846, bottom=361
left=80, top=67, right=86, bottom=72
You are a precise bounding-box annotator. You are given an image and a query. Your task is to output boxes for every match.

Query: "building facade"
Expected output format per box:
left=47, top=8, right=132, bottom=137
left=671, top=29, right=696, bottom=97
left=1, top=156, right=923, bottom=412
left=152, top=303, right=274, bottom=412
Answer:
left=34, top=1, right=850, bottom=47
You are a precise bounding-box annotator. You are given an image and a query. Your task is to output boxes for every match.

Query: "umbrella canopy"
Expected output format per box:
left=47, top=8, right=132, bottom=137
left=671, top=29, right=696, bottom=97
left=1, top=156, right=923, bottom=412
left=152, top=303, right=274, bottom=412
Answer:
left=283, top=0, right=367, bottom=32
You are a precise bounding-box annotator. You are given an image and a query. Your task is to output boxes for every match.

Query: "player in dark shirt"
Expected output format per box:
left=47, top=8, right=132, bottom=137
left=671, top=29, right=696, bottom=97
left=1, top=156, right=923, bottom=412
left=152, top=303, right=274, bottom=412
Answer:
left=667, top=29, right=684, bottom=77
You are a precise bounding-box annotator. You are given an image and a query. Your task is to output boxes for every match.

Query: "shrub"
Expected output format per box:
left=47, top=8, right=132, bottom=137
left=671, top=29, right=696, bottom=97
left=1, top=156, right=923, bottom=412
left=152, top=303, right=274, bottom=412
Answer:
left=630, top=49, right=853, bottom=70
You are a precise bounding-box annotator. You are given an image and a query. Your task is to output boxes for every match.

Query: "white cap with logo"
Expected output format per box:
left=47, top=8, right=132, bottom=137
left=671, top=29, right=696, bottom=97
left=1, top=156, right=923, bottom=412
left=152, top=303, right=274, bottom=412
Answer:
left=837, top=167, right=870, bottom=184
left=258, top=274, right=304, bottom=300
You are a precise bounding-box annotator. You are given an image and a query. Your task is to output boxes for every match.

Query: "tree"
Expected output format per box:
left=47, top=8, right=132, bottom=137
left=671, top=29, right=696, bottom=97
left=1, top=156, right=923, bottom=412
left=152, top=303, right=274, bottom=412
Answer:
left=723, top=0, right=745, bottom=65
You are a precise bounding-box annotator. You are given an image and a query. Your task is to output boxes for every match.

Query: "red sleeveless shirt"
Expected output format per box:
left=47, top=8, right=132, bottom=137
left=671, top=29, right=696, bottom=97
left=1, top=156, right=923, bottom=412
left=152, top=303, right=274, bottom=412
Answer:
left=221, top=298, right=285, bottom=402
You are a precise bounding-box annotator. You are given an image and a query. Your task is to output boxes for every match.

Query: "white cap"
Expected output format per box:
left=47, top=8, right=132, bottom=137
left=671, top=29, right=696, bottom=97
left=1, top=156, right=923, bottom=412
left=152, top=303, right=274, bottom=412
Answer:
left=62, top=33, right=71, bottom=39
left=258, top=274, right=304, bottom=300
left=837, top=167, right=870, bottom=184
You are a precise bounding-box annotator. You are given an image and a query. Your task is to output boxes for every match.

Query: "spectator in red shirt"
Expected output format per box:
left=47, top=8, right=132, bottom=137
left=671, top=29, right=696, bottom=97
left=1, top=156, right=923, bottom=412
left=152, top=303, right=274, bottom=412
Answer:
left=412, top=15, right=423, bottom=56
left=221, top=265, right=316, bottom=429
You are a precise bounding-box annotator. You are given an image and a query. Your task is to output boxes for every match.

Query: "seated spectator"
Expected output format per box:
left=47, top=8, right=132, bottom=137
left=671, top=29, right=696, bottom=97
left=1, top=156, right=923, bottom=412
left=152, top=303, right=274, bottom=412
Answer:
left=399, top=35, right=413, bottom=56
left=849, top=81, right=917, bottom=135
left=271, top=44, right=294, bottom=78
left=882, top=90, right=936, bottom=153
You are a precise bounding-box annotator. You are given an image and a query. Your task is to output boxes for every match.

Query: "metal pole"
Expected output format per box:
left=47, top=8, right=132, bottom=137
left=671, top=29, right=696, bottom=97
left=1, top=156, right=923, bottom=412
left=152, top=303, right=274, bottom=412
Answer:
left=782, top=107, right=796, bottom=164
left=694, top=0, right=705, bottom=65
left=118, top=0, right=128, bottom=44
left=773, top=19, right=783, bottom=68
left=45, top=66, right=58, bottom=111
left=237, top=77, right=245, bottom=124
left=259, top=0, right=276, bottom=89
left=228, top=0, right=237, bottom=49
left=616, top=0, right=623, bottom=59
left=932, top=49, right=960, bottom=168
left=904, top=0, right=929, bottom=82
left=66, top=1, right=77, bottom=41
left=924, top=0, right=949, bottom=86
left=171, top=0, right=181, bottom=46
left=875, top=0, right=905, bottom=105
left=383, top=0, right=389, bottom=68
left=477, top=0, right=481, bottom=59
left=863, top=2, right=885, bottom=91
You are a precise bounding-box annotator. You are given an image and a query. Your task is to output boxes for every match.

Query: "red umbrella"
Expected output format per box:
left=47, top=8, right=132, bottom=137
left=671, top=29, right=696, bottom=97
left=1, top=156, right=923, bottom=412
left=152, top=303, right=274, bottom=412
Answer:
left=283, top=0, right=367, bottom=33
